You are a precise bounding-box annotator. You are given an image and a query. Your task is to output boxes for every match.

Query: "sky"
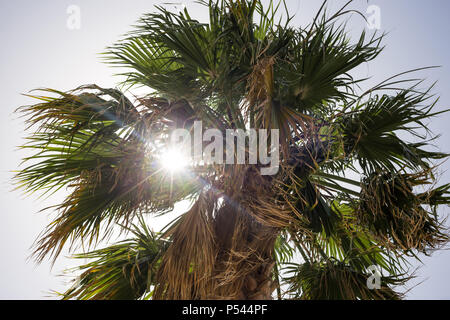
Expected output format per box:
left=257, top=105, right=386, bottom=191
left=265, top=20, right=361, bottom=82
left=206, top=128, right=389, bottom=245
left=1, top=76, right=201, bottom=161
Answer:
left=1, top=0, right=450, bottom=299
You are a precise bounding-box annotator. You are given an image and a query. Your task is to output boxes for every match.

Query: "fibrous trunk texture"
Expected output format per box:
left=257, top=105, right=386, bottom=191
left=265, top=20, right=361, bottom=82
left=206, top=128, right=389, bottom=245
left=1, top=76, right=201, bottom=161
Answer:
left=211, top=202, right=278, bottom=299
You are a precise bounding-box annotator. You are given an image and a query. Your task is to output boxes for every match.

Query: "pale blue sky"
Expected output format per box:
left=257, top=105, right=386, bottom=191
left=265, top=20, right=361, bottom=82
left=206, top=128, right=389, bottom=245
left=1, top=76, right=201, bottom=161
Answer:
left=1, top=0, right=450, bottom=299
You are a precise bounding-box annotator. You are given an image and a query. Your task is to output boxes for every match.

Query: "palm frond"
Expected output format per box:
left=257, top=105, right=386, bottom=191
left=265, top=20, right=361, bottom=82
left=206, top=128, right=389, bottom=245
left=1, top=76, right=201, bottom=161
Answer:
left=15, top=86, right=202, bottom=262
left=284, top=260, right=408, bottom=300
left=341, top=86, right=448, bottom=172
left=60, top=217, right=169, bottom=300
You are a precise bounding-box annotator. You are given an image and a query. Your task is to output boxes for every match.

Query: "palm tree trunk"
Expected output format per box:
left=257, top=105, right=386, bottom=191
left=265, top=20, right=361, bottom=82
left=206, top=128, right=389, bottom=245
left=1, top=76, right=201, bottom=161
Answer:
left=211, top=202, right=279, bottom=300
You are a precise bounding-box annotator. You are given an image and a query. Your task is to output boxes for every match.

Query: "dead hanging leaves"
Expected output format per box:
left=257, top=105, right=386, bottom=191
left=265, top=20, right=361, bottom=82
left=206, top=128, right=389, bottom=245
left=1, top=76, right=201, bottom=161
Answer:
left=357, top=170, right=449, bottom=253
left=153, top=191, right=218, bottom=299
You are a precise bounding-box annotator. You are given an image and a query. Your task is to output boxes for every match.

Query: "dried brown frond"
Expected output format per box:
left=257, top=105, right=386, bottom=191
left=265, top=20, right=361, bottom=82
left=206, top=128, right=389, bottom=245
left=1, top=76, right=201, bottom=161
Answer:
left=153, top=191, right=218, bottom=299
left=357, top=170, right=449, bottom=253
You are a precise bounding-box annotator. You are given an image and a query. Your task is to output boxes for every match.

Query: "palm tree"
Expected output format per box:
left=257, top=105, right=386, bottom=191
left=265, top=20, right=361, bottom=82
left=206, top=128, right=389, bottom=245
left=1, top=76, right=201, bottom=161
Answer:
left=15, top=0, right=450, bottom=300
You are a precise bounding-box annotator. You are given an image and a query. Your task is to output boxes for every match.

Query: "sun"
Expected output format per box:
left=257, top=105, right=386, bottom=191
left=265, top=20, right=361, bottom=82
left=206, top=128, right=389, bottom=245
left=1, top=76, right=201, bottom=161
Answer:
left=159, top=148, right=191, bottom=173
